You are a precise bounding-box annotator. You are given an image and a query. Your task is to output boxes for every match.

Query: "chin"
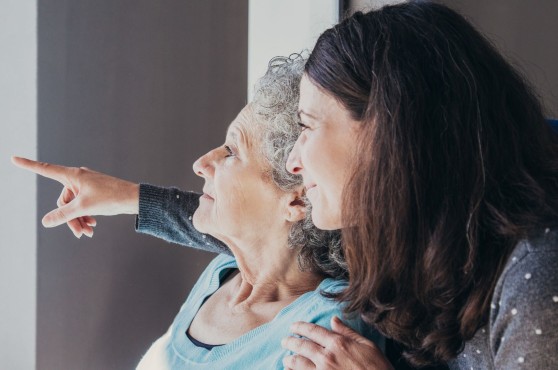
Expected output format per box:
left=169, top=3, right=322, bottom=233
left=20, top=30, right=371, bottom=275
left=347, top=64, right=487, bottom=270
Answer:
left=311, top=206, right=342, bottom=230
left=192, top=211, right=209, bottom=233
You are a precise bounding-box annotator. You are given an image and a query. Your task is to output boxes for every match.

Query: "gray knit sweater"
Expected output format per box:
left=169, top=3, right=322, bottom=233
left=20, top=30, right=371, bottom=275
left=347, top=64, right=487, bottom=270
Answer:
left=448, top=230, right=558, bottom=369
left=136, top=183, right=230, bottom=255
left=135, top=183, right=558, bottom=369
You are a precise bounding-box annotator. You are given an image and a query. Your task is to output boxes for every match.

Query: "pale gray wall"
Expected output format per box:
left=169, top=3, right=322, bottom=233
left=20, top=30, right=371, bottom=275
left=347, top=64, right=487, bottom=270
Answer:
left=37, top=1, right=247, bottom=369
left=349, top=0, right=558, bottom=116
left=247, top=0, right=339, bottom=97
left=442, top=0, right=558, bottom=116
left=0, top=1, right=37, bottom=369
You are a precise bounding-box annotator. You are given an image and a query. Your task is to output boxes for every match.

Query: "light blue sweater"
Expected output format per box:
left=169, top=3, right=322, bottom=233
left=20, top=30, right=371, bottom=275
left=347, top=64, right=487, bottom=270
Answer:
left=137, top=254, right=383, bottom=369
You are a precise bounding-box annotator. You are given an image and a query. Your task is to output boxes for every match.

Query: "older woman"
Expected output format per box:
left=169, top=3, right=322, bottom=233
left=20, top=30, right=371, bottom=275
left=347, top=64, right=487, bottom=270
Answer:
left=13, top=56, right=382, bottom=369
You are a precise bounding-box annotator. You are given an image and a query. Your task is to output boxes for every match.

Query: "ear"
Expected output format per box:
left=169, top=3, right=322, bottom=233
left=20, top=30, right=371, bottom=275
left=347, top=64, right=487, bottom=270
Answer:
left=284, top=190, right=306, bottom=223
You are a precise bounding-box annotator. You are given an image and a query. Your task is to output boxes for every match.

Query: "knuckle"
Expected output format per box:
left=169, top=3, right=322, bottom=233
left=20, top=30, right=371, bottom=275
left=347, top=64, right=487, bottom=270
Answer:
left=321, top=351, right=337, bottom=367
left=332, top=336, right=346, bottom=349
left=56, top=208, right=66, bottom=222
left=300, top=338, right=311, bottom=349
left=292, top=354, right=306, bottom=368
left=324, top=351, right=336, bottom=362
left=308, top=324, right=320, bottom=336
left=282, top=356, right=292, bottom=368
left=67, top=166, right=81, bottom=176
left=63, top=167, right=79, bottom=183
left=77, top=196, right=89, bottom=209
left=283, top=337, right=293, bottom=348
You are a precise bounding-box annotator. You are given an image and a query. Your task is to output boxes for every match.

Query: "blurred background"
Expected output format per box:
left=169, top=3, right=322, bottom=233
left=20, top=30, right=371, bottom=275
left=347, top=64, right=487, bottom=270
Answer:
left=0, top=0, right=556, bottom=369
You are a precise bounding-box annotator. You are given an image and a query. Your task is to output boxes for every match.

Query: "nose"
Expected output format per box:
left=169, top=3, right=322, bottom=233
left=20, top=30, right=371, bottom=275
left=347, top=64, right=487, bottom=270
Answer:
left=286, top=135, right=303, bottom=174
left=192, top=151, right=214, bottom=178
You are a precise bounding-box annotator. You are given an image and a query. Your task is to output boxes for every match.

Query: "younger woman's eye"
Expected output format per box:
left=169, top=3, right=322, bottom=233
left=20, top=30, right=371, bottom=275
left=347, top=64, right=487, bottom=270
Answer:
left=224, top=145, right=235, bottom=157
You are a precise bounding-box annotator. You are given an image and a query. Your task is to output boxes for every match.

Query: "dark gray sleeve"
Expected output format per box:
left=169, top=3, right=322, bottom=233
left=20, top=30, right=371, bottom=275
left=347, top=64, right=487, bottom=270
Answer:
left=490, top=235, right=558, bottom=368
left=135, top=183, right=231, bottom=255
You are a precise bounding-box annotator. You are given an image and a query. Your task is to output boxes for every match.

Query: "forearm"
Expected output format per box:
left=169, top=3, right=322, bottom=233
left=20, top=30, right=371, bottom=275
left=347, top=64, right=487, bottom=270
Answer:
left=135, top=183, right=231, bottom=255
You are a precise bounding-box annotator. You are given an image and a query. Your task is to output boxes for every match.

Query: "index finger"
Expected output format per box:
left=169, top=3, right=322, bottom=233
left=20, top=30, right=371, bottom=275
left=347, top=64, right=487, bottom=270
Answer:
left=11, top=156, right=71, bottom=184
left=289, top=321, right=339, bottom=348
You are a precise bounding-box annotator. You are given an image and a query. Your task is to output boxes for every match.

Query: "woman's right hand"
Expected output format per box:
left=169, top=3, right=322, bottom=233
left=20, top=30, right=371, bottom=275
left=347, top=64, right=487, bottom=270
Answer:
left=11, top=156, right=140, bottom=238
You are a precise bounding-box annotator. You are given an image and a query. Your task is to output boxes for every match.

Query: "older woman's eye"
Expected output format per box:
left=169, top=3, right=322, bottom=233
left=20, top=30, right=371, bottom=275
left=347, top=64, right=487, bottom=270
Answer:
left=298, top=122, right=310, bottom=131
left=224, top=145, right=235, bottom=157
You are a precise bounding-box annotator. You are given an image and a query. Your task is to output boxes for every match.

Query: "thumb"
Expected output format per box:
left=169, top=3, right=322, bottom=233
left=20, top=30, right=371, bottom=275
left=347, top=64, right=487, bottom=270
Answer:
left=42, top=202, right=82, bottom=228
left=331, top=316, right=368, bottom=344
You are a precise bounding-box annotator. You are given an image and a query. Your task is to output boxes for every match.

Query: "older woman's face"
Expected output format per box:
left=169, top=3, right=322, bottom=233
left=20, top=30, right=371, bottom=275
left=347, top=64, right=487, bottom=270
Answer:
left=192, top=105, right=288, bottom=244
left=286, top=75, right=360, bottom=230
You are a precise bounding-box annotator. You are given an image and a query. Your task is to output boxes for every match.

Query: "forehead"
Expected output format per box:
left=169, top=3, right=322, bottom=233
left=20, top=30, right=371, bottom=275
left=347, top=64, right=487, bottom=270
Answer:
left=299, top=74, right=360, bottom=127
left=227, top=104, right=264, bottom=150
left=298, top=75, right=336, bottom=115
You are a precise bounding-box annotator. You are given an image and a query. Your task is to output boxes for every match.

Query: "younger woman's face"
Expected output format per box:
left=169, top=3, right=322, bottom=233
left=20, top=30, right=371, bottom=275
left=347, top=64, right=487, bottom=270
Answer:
left=286, top=75, right=360, bottom=230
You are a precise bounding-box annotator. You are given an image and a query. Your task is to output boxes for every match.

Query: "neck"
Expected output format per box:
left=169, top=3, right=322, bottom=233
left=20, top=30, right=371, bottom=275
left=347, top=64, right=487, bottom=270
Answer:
left=223, top=232, right=323, bottom=310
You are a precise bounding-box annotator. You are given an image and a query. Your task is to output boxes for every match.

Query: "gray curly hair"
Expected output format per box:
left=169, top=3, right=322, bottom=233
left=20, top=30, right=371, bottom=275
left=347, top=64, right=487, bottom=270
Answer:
left=252, top=54, right=347, bottom=279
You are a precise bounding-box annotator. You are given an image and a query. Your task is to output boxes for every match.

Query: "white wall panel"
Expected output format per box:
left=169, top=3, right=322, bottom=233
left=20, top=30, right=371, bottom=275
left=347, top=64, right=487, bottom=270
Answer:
left=248, top=0, right=339, bottom=97
left=0, top=0, right=37, bottom=369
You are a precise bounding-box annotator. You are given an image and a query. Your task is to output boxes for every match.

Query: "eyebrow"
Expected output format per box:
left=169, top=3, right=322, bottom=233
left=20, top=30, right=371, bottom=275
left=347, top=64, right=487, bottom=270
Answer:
left=297, top=109, right=319, bottom=120
left=228, top=128, right=250, bottom=150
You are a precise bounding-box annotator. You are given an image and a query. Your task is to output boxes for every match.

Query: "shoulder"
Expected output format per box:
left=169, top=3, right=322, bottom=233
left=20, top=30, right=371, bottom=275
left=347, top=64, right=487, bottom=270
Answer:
left=495, top=229, right=557, bottom=301
left=317, top=279, right=385, bottom=351
left=300, top=278, right=384, bottom=347
left=288, top=278, right=347, bottom=324
left=317, top=277, right=349, bottom=295
left=307, top=278, right=348, bottom=310
left=488, top=229, right=558, bottom=367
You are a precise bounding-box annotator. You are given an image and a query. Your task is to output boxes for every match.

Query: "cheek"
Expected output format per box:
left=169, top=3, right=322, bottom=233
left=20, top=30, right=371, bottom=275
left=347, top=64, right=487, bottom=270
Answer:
left=300, top=134, right=324, bottom=175
left=310, top=133, right=355, bottom=211
left=305, top=134, right=340, bottom=188
left=192, top=191, right=243, bottom=237
left=214, top=170, right=268, bottom=227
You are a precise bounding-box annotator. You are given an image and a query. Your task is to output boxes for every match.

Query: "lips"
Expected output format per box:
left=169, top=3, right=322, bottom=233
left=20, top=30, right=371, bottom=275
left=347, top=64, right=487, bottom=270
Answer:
left=201, top=188, right=215, bottom=200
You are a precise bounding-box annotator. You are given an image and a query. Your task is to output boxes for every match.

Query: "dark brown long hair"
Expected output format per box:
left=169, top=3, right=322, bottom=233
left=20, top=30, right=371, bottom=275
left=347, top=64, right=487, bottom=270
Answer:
left=306, top=1, right=558, bottom=366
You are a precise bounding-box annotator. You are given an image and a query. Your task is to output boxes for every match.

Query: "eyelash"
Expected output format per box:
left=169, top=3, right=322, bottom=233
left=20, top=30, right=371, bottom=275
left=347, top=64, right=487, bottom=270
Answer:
left=298, top=122, right=310, bottom=131
left=224, top=145, right=235, bottom=157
